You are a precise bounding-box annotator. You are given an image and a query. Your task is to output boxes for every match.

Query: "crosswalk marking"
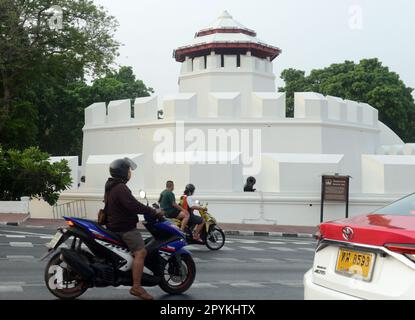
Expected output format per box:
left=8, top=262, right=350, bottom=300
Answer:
left=193, top=257, right=210, bottom=263
left=213, top=257, right=244, bottom=262
left=0, top=285, right=23, bottom=293
left=237, top=239, right=260, bottom=244
left=40, top=236, right=54, bottom=239
left=6, top=255, right=35, bottom=260
left=186, top=246, right=203, bottom=251
left=298, top=247, right=315, bottom=252
left=230, top=282, right=265, bottom=288
left=270, top=247, right=295, bottom=252
left=218, top=246, right=234, bottom=251
left=192, top=283, right=218, bottom=288
left=238, top=246, right=264, bottom=251
left=252, top=258, right=278, bottom=263
left=9, top=242, right=33, bottom=248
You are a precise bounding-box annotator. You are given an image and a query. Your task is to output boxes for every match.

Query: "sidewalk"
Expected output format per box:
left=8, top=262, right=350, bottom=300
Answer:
left=0, top=214, right=318, bottom=238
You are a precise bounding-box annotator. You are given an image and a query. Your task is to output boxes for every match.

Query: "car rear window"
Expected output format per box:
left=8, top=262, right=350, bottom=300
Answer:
left=374, top=193, right=415, bottom=216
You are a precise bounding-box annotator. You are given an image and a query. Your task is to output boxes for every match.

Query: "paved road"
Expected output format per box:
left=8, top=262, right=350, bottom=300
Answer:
left=0, top=225, right=315, bottom=300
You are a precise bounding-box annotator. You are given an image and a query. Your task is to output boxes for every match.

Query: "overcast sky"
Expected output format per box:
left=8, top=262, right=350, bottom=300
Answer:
left=94, top=0, right=415, bottom=98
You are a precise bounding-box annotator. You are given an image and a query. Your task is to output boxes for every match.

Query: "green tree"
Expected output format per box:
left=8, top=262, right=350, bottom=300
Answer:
left=278, top=58, right=415, bottom=142
left=0, top=146, right=72, bottom=205
left=0, top=0, right=120, bottom=147
left=90, top=66, right=154, bottom=104
left=36, top=66, right=154, bottom=158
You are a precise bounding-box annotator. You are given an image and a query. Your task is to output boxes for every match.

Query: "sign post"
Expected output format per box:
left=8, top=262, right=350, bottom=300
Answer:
left=320, top=174, right=350, bottom=223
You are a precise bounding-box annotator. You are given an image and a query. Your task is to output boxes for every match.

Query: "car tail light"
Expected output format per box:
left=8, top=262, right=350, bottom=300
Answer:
left=384, top=243, right=415, bottom=262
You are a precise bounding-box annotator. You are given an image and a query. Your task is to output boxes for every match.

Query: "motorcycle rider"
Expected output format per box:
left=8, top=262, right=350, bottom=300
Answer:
left=105, top=157, right=162, bottom=300
left=182, top=184, right=206, bottom=242
left=159, top=180, right=189, bottom=232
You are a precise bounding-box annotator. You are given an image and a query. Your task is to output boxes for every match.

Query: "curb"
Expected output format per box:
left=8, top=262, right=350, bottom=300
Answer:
left=1, top=221, right=316, bottom=239
left=0, top=215, right=30, bottom=227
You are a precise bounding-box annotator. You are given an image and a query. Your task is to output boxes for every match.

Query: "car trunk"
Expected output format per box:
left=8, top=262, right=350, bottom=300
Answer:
left=311, top=214, right=415, bottom=299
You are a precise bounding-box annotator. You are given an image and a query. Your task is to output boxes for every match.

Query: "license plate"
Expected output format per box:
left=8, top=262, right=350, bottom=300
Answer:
left=47, top=232, right=63, bottom=249
left=335, top=248, right=376, bottom=281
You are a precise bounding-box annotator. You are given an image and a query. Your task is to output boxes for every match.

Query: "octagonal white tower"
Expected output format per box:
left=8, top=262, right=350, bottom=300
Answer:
left=174, top=10, right=281, bottom=118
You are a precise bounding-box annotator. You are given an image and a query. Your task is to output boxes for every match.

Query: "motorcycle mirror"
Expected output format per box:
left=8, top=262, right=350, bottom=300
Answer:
left=139, top=190, right=147, bottom=199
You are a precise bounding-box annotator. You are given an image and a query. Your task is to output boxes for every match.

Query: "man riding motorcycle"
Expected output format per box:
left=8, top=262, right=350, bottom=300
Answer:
left=158, top=181, right=189, bottom=232
left=105, top=157, right=162, bottom=300
left=181, top=184, right=206, bottom=242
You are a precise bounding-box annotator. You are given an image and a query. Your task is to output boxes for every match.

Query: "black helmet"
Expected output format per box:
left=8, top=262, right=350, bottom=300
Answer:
left=184, top=183, right=195, bottom=195
left=109, top=157, right=137, bottom=180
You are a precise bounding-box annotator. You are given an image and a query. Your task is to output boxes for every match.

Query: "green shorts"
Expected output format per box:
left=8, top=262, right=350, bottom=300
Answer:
left=116, top=229, right=145, bottom=253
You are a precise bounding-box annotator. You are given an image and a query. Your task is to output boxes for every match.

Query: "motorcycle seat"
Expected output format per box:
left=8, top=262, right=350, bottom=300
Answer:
left=88, top=220, right=125, bottom=244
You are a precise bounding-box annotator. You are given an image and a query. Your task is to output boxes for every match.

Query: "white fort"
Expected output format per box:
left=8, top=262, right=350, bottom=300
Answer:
left=31, top=11, right=415, bottom=226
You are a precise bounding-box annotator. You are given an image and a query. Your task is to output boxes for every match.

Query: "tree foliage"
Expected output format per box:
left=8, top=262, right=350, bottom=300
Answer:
left=0, top=146, right=72, bottom=205
left=278, top=58, right=415, bottom=142
left=0, top=0, right=119, bottom=148
left=0, top=1, right=153, bottom=158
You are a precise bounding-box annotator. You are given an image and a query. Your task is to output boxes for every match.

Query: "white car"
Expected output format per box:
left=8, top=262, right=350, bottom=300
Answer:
left=304, top=193, right=415, bottom=299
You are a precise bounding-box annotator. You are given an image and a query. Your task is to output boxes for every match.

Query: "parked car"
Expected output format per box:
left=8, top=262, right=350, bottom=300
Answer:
left=304, top=192, right=415, bottom=299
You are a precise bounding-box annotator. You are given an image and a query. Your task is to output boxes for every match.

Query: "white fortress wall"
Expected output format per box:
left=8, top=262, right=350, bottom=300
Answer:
left=31, top=91, right=415, bottom=225
left=49, top=156, right=79, bottom=190
left=362, top=155, right=415, bottom=194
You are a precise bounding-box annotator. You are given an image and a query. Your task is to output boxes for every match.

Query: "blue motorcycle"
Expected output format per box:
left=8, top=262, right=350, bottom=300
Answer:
left=41, top=192, right=195, bottom=300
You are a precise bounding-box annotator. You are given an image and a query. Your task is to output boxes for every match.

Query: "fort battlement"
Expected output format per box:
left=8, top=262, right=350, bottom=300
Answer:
left=83, top=92, right=379, bottom=129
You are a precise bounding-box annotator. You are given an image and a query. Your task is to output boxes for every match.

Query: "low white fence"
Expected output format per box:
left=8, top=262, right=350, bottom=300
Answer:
left=0, top=197, right=30, bottom=214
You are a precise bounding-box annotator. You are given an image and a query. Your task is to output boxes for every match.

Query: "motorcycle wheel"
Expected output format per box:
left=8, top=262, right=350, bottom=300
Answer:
left=44, top=251, right=88, bottom=300
left=205, top=226, right=226, bottom=251
left=159, top=253, right=196, bottom=294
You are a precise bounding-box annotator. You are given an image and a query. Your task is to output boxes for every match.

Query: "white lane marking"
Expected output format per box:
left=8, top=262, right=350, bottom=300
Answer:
left=237, top=239, right=260, bottom=244
left=218, top=246, right=234, bottom=251
left=5, top=235, right=26, bottom=239
left=9, top=242, right=33, bottom=248
left=0, top=285, right=23, bottom=293
left=292, top=242, right=314, bottom=245
left=186, top=246, right=204, bottom=251
left=269, top=247, right=295, bottom=252
left=271, top=280, right=304, bottom=288
left=230, top=282, right=265, bottom=288
left=298, top=247, right=315, bottom=252
left=40, top=236, right=54, bottom=239
left=238, top=246, right=264, bottom=251
left=262, top=241, right=287, bottom=245
left=193, top=258, right=210, bottom=263
left=0, top=282, right=26, bottom=286
left=6, top=255, right=35, bottom=260
left=192, top=283, right=218, bottom=288
left=2, top=230, right=53, bottom=237
left=213, top=257, right=245, bottom=263
left=252, top=258, right=278, bottom=263
left=24, top=225, right=45, bottom=228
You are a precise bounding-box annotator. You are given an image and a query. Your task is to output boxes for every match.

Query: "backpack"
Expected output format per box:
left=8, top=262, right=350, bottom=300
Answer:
left=180, top=195, right=189, bottom=211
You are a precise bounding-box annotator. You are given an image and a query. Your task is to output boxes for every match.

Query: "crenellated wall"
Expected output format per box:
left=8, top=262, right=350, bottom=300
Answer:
left=77, top=90, right=414, bottom=197
left=37, top=90, right=414, bottom=224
